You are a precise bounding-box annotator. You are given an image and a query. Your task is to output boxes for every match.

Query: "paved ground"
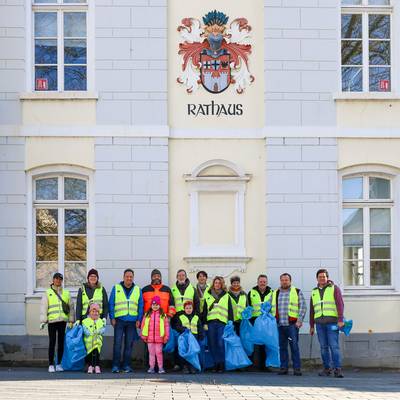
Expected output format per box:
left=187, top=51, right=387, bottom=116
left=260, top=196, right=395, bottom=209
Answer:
left=0, top=368, right=399, bottom=400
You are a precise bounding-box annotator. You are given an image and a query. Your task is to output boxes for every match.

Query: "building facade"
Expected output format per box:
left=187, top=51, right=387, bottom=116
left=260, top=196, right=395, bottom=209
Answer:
left=0, top=0, right=399, bottom=366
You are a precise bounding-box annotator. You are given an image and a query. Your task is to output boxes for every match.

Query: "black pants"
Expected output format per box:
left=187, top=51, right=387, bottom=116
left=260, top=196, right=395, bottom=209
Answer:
left=85, top=349, right=100, bottom=366
left=48, top=321, right=66, bottom=365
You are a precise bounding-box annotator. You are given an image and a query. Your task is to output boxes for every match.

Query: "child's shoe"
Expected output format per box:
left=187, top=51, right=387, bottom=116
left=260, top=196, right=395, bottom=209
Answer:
left=158, top=368, right=166, bottom=374
left=147, top=367, right=155, bottom=374
left=87, top=365, right=94, bottom=374
left=95, top=366, right=101, bottom=374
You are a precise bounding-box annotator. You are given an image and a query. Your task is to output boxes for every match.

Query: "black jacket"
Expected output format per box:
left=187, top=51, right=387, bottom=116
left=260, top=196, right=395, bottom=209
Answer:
left=172, top=311, right=204, bottom=340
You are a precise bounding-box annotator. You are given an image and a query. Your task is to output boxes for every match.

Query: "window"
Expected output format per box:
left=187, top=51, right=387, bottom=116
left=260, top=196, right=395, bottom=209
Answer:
left=34, top=174, right=88, bottom=289
left=341, top=0, right=392, bottom=92
left=342, top=174, right=393, bottom=288
left=33, top=0, right=88, bottom=91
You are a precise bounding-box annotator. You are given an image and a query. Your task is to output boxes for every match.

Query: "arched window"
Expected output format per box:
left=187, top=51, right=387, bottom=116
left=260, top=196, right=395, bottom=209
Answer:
left=30, top=168, right=92, bottom=291
left=342, top=170, right=394, bottom=288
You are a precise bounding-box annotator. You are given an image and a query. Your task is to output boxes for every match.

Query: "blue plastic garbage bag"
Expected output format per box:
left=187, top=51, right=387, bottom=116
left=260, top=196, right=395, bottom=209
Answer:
left=199, top=336, right=215, bottom=370
left=61, top=325, right=86, bottom=371
left=178, top=330, right=201, bottom=371
left=164, top=328, right=179, bottom=353
left=252, top=302, right=280, bottom=368
left=223, top=321, right=252, bottom=371
left=331, top=319, right=353, bottom=336
left=240, top=306, right=255, bottom=356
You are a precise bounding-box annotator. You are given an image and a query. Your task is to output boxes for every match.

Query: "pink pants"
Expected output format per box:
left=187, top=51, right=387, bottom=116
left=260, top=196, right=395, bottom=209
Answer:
left=148, top=343, right=163, bottom=369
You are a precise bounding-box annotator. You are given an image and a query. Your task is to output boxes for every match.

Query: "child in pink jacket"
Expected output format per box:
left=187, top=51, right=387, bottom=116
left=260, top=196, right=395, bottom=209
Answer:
left=140, top=295, right=170, bottom=374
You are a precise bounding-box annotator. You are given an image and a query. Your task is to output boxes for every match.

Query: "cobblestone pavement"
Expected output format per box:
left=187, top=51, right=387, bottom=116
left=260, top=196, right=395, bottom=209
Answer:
left=0, top=369, right=399, bottom=400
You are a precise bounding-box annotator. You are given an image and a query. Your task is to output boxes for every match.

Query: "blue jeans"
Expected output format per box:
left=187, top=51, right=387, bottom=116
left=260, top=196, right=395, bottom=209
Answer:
left=316, top=323, right=342, bottom=369
left=112, top=319, right=138, bottom=369
left=278, top=324, right=301, bottom=370
left=207, top=321, right=225, bottom=365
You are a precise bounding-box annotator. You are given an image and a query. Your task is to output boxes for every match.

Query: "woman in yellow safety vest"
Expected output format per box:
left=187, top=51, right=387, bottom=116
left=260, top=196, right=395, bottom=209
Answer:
left=202, top=276, right=234, bottom=373
left=228, top=276, right=248, bottom=335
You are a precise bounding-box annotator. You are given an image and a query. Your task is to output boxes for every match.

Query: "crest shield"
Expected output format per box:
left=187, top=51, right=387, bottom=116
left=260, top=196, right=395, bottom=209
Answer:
left=200, top=52, right=231, bottom=94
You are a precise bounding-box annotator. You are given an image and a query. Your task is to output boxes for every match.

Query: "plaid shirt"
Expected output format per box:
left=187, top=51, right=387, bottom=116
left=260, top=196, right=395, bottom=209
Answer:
left=277, top=287, right=307, bottom=326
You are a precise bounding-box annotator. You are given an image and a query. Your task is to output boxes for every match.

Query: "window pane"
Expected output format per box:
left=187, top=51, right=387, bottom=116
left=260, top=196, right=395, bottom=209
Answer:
left=343, top=244, right=363, bottom=260
left=369, top=67, right=390, bottom=92
left=63, top=0, right=87, bottom=2
left=35, top=39, right=57, bottom=64
left=65, top=262, right=86, bottom=286
left=341, top=0, right=362, bottom=4
left=34, top=12, right=57, bottom=37
left=370, top=208, right=390, bottom=233
left=344, top=261, right=364, bottom=286
left=64, top=12, right=86, bottom=37
left=369, top=177, right=390, bottom=199
left=343, top=177, right=363, bottom=199
left=370, top=261, right=391, bottom=285
left=369, top=15, right=390, bottom=39
left=64, top=66, right=87, bottom=91
left=370, top=246, right=390, bottom=259
left=64, top=39, right=87, bottom=64
left=369, top=41, right=390, bottom=65
left=369, top=0, right=390, bottom=4
left=36, top=178, right=58, bottom=200
left=34, top=0, right=57, bottom=3
left=35, top=66, right=58, bottom=91
left=342, top=67, right=362, bottom=91
left=341, top=41, right=362, bottom=65
left=36, top=262, right=58, bottom=288
left=65, top=236, right=87, bottom=261
left=64, top=178, right=87, bottom=200
left=343, top=208, right=363, bottom=233
left=370, top=234, right=390, bottom=246
left=341, top=14, right=362, bottom=39
left=65, top=209, right=86, bottom=234
left=36, top=209, right=58, bottom=234
left=36, top=236, right=58, bottom=261
left=343, top=234, right=363, bottom=246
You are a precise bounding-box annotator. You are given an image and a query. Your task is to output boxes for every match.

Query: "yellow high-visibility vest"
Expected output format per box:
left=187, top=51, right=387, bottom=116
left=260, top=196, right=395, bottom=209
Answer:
left=81, top=286, right=103, bottom=316
left=141, top=314, right=165, bottom=337
left=311, top=286, right=338, bottom=319
left=229, top=293, right=247, bottom=321
left=114, top=284, right=140, bottom=318
left=171, top=284, right=195, bottom=313
left=249, top=289, right=274, bottom=317
left=272, top=287, right=300, bottom=319
left=46, top=288, right=70, bottom=322
left=179, top=314, right=199, bottom=334
left=204, top=292, right=230, bottom=323
left=82, top=317, right=104, bottom=354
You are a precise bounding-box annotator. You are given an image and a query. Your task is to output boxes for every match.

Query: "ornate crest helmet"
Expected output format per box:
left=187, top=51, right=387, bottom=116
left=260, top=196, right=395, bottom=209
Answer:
left=202, top=10, right=229, bottom=27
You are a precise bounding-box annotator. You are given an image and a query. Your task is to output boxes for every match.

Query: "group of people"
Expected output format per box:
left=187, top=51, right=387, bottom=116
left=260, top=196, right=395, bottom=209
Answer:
left=40, top=267, right=345, bottom=378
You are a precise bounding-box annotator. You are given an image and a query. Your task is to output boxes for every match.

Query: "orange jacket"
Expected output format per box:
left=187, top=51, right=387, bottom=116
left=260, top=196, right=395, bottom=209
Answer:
left=142, top=284, right=176, bottom=318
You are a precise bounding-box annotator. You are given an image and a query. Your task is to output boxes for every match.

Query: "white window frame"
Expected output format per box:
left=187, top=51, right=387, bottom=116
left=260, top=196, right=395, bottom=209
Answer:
left=27, top=0, right=95, bottom=93
left=26, top=165, right=95, bottom=295
left=340, top=0, right=394, bottom=93
left=339, top=165, right=400, bottom=293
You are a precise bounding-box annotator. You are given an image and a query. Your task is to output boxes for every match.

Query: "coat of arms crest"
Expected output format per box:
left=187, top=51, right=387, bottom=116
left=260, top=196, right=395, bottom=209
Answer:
left=177, top=10, right=254, bottom=94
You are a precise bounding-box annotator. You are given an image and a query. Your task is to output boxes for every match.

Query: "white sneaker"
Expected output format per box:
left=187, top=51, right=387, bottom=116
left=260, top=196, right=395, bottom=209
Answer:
left=158, top=368, right=166, bottom=374
left=48, top=365, right=55, bottom=373
left=147, top=368, right=155, bottom=374
left=87, top=365, right=94, bottom=374
left=55, top=364, right=64, bottom=372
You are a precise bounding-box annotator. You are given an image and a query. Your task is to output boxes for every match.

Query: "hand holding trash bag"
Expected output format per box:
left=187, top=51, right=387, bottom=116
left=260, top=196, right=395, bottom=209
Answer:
left=240, top=306, right=255, bottom=356
left=252, top=302, right=280, bottom=368
left=163, top=328, right=179, bottom=353
left=223, top=321, right=252, bottom=371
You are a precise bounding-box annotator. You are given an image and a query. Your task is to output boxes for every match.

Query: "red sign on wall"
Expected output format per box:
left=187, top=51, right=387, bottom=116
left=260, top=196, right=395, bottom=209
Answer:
left=379, top=80, right=389, bottom=91
left=36, top=78, right=48, bottom=91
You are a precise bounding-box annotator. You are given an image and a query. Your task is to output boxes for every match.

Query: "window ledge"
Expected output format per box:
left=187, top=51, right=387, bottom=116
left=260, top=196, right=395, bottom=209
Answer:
left=344, top=289, right=400, bottom=299
left=20, top=92, right=99, bottom=101
left=333, top=92, right=400, bottom=101
left=26, top=290, right=78, bottom=301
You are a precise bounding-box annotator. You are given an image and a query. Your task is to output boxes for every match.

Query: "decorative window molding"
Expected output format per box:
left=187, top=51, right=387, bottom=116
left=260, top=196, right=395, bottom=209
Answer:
left=184, top=159, right=252, bottom=277
left=26, top=165, right=95, bottom=295
left=339, top=164, right=400, bottom=293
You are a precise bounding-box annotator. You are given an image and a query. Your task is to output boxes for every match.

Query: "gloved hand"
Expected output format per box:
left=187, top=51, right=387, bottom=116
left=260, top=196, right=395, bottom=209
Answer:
left=74, top=320, right=81, bottom=327
left=203, top=324, right=208, bottom=331
left=67, top=322, right=73, bottom=329
left=40, top=323, right=46, bottom=330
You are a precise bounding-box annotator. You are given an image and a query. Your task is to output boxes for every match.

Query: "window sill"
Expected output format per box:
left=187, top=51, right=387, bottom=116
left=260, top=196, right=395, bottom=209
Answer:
left=20, top=92, right=99, bottom=101
left=333, top=92, right=400, bottom=101
left=26, top=290, right=78, bottom=301
left=344, top=288, right=400, bottom=299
